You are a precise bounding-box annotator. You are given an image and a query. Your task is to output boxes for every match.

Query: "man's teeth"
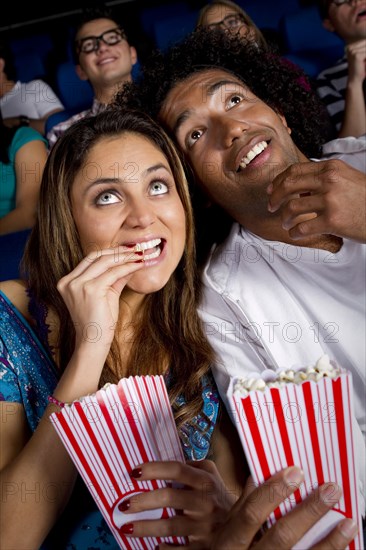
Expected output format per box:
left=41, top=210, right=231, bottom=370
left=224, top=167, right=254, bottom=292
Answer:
left=239, top=141, right=268, bottom=169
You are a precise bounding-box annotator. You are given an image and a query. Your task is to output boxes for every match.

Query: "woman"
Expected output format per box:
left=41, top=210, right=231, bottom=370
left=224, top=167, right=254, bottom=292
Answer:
left=0, top=111, right=48, bottom=235
left=196, top=0, right=268, bottom=50
left=0, top=108, right=247, bottom=549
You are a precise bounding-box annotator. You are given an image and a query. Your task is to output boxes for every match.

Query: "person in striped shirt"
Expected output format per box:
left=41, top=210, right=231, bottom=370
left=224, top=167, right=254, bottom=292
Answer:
left=315, top=0, right=366, bottom=138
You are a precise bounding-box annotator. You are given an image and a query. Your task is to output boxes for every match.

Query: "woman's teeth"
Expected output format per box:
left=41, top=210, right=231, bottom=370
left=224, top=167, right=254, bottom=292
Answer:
left=239, top=140, right=268, bottom=169
left=133, top=238, right=162, bottom=260
left=144, top=247, right=161, bottom=260
left=134, top=238, right=161, bottom=252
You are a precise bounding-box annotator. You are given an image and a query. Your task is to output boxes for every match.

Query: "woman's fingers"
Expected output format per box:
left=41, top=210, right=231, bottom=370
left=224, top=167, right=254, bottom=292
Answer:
left=58, top=246, right=142, bottom=285
left=119, top=514, right=206, bottom=539
left=119, top=486, right=217, bottom=516
left=130, top=460, right=216, bottom=490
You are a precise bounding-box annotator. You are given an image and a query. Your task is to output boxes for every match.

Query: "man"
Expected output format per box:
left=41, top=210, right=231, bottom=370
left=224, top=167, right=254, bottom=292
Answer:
left=47, top=8, right=137, bottom=149
left=117, top=29, right=365, bottom=545
left=315, top=0, right=366, bottom=138
left=0, top=42, right=64, bottom=136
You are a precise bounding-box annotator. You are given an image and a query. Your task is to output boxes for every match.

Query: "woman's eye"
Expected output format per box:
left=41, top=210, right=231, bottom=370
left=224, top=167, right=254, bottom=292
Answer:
left=149, top=181, right=169, bottom=195
left=228, top=95, right=243, bottom=107
left=96, top=192, right=119, bottom=205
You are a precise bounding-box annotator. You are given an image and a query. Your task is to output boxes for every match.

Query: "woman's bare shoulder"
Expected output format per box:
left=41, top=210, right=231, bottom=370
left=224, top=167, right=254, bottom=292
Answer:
left=0, top=279, right=30, bottom=320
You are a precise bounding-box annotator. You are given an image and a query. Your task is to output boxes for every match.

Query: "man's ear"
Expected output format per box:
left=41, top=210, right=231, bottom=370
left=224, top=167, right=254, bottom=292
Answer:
left=75, top=63, right=88, bottom=81
left=279, top=113, right=292, bottom=135
left=130, top=46, right=138, bottom=66
left=323, top=18, right=336, bottom=33
left=0, top=57, right=5, bottom=74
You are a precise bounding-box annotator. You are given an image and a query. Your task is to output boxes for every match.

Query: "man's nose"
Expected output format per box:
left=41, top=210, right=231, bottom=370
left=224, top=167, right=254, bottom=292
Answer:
left=96, top=38, right=109, bottom=52
left=219, top=116, right=249, bottom=147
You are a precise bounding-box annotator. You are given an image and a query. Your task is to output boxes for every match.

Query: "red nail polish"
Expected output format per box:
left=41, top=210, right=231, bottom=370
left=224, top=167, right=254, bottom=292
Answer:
left=120, top=523, right=134, bottom=534
left=130, top=467, right=142, bottom=478
left=118, top=499, right=130, bottom=512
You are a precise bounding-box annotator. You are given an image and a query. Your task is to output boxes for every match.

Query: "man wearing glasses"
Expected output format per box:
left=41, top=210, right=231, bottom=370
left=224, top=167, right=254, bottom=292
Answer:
left=315, top=0, right=366, bottom=138
left=47, top=8, right=137, bottom=149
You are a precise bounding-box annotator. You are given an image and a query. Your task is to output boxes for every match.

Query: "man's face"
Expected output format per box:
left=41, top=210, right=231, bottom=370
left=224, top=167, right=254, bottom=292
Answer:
left=325, top=0, right=366, bottom=42
left=160, top=69, right=303, bottom=225
left=75, top=18, right=137, bottom=87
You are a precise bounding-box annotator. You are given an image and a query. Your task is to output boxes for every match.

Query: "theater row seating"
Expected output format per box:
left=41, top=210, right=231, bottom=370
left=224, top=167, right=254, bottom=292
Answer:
left=7, top=1, right=345, bottom=137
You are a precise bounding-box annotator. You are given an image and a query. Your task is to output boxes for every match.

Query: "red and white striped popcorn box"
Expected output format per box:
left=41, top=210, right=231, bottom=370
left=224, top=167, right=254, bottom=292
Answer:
left=229, top=364, right=364, bottom=550
left=50, top=375, right=187, bottom=549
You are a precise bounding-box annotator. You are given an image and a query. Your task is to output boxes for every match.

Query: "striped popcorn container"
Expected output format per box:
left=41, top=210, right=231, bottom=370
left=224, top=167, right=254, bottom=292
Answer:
left=50, top=375, right=187, bottom=549
left=229, top=363, right=364, bottom=550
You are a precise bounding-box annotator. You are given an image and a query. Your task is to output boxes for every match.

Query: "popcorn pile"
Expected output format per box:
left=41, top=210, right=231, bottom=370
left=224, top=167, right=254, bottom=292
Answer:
left=234, top=354, right=341, bottom=395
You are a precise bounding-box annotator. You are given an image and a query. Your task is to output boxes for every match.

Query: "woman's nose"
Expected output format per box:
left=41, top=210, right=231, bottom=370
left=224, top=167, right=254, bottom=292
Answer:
left=124, top=200, right=156, bottom=229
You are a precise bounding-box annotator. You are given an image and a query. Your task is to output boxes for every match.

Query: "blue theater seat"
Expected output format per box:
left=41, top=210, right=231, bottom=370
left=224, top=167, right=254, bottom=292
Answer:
left=280, top=5, right=344, bottom=77
left=238, top=0, right=300, bottom=32
left=0, top=229, right=31, bottom=282
left=153, top=10, right=199, bottom=51
left=13, top=51, right=46, bottom=82
left=54, top=61, right=94, bottom=112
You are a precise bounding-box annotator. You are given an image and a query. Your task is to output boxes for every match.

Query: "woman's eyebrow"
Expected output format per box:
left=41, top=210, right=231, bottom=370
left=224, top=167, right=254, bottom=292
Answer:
left=82, top=163, right=171, bottom=194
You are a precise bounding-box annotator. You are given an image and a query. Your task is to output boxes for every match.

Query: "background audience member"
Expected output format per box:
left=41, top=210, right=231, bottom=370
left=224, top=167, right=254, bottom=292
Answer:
left=196, top=0, right=268, bottom=50
left=46, top=7, right=137, bottom=149
left=315, top=0, right=366, bottom=138
left=0, top=111, right=47, bottom=235
left=0, top=42, right=64, bottom=136
left=196, top=0, right=318, bottom=98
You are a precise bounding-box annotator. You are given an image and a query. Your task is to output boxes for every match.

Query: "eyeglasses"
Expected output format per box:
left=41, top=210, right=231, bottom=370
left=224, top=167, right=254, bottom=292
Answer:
left=76, top=28, right=126, bottom=54
left=331, top=0, right=357, bottom=6
left=207, top=14, right=246, bottom=31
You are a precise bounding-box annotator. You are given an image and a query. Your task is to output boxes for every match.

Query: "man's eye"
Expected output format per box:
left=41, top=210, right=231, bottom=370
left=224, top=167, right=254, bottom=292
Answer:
left=228, top=95, right=243, bottom=107
left=82, top=39, right=94, bottom=50
left=187, top=129, right=203, bottom=147
left=96, top=192, right=119, bottom=205
left=149, top=181, right=169, bottom=195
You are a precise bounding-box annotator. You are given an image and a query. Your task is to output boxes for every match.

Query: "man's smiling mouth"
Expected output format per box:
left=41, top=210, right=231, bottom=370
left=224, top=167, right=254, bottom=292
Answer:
left=237, top=140, right=268, bottom=171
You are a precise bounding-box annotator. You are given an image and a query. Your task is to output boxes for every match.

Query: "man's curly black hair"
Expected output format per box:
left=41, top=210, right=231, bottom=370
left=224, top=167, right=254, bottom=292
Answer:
left=115, top=27, right=332, bottom=160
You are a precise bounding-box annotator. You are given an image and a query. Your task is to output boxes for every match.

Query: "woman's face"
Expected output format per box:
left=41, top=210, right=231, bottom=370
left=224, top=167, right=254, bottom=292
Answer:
left=201, top=4, right=256, bottom=41
left=71, top=132, right=186, bottom=296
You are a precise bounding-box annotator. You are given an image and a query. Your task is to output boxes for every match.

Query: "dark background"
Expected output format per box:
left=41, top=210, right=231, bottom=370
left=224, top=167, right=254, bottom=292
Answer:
left=2, top=0, right=337, bottom=110
left=1, top=0, right=317, bottom=60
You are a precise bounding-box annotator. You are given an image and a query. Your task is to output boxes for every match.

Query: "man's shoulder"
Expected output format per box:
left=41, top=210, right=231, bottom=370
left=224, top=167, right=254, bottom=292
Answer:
left=47, top=109, right=92, bottom=146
